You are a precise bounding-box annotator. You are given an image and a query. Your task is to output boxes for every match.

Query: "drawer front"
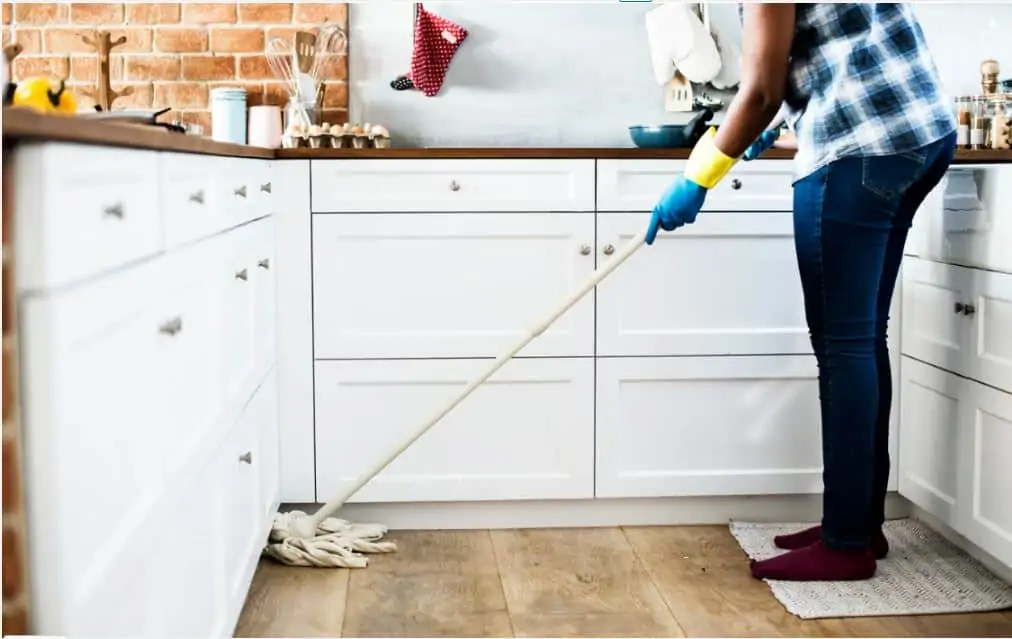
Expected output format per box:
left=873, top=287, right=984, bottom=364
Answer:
left=218, top=222, right=260, bottom=413
left=901, top=258, right=973, bottom=376
left=905, top=165, right=1012, bottom=275
left=596, top=212, right=810, bottom=356
left=595, top=356, right=824, bottom=498
left=15, top=143, right=163, bottom=290
left=251, top=216, right=277, bottom=380
left=314, top=358, right=594, bottom=502
left=597, top=159, right=795, bottom=212
left=312, top=213, right=596, bottom=359
left=161, top=152, right=222, bottom=247
left=310, top=159, right=596, bottom=212
left=218, top=158, right=267, bottom=228
left=965, top=266, right=1012, bottom=393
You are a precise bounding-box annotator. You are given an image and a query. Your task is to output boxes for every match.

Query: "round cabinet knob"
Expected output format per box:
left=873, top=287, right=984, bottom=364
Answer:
left=449, top=180, right=461, bottom=192
left=104, top=202, right=124, bottom=218
left=238, top=451, right=252, bottom=464
left=579, top=244, right=591, bottom=256
left=955, top=302, right=966, bottom=314
left=189, top=190, right=204, bottom=205
left=235, top=268, right=248, bottom=281
left=603, top=244, right=615, bottom=256
left=731, top=179, right=743, bottom=190
left=234, top=185, right=247, bottom=198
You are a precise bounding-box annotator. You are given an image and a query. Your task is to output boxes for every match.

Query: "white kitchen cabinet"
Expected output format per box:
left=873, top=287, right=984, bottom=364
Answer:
left=903, top=257, right=1012, bottom=393
left=15, top=146, right=281, bottom=639
left=596, top=159, right=794, bottom=212
left=898, top=357, right=967, bottom=528
left=312, top=213, right=596, bottom=359
left=596, top=212, right=810, bottom=357
left=905, top=165, right=1012, bottom=275
left=899, top=356, right=1012, bottom=568
left=313, top=358, right=594, bottom=502
left=161, top=152, right=223, bottom=247
left=310, top=158, right=595, bottom=212
left=595, top=356, right=824, bottom=498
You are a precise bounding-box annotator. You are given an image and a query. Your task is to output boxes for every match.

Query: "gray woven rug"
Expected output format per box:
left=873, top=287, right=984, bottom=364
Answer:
left=729, top=518, right=1012, bottom=619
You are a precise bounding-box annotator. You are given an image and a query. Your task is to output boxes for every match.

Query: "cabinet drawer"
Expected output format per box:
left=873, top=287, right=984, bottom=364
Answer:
left=14, top=142, right=163, bottom=290
left=595, top=356, right=824, bottom=498
left=312, top=213, right=595, bottom=359
left=161, top=152, right=222, bottom=247
left=314, top=358, right=594, bottom=502
left=251, top=216, right=277, bottom=379
left=596, top=159, right=794, bottom=212
left=310, top=159, right=595, bottom=212
left=596, top=212, right=810, bottom=356
left=905, top=165, right=1012, bottom=275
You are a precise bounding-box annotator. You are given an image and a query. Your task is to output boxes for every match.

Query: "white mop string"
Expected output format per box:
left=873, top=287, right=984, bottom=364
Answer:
left=308, top=231, right=648, bottom=530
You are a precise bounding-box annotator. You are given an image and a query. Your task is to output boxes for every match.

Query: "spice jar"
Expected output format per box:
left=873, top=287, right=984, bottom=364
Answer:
left=955, top=96, right=972, bottom=148
left=970, top=96, right=990, bottom=150
left=989, top=95, right=1011, bottom=150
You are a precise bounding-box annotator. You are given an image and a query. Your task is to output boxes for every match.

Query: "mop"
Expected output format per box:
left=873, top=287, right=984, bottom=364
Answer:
left=264, top=231, right=648, bottom=568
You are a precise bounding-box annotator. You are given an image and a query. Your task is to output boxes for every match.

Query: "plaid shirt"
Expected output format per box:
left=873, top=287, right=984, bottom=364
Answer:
left=743, top=3, right=956, bottom=180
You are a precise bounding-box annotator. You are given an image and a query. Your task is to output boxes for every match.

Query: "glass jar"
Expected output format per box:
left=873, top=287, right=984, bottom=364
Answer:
left=970, top=96, right=990, bottom=150
left=955, top=96, right=971, bottom=148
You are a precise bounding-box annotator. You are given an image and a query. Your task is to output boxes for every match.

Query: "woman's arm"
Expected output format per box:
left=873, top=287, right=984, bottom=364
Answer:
left=712, top=3, right=796, bottom=158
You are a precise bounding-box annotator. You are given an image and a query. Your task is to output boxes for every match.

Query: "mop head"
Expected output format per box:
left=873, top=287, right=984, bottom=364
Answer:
left=263, top=510, right=398, bottom=568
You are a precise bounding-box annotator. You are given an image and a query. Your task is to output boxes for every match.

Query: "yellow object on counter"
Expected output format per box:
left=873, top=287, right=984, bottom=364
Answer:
left=12, top=77, right=78, bottom=115
left=684, top=127, right=738, bottom=189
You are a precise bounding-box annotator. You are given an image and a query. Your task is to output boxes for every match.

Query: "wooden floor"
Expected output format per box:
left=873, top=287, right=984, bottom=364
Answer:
left=235, top=525, right=1012, bottom=637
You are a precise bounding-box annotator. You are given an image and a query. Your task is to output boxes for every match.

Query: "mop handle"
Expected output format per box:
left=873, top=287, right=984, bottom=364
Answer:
left=310, top=231, right=648, bottom=527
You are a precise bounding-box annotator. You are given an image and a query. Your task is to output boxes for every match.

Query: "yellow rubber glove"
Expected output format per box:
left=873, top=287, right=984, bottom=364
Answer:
left=683, top=127, right=738, bottom=188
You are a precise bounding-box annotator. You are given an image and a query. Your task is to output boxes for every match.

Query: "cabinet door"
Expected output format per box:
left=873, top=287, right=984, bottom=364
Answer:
left=595, top=356, right=823, bottom=498
left=596, top=213, right=810, bottom=357
left=314, top=358, right=594, bottom=502
left=312, top=214, right=595, bottom=359
left=251, top=216, right=277, bottom=382
left=966, top=267, right=1012, bottom=393
left=219, top=222, right=259, bottom=415
left=220, top=398, right=262, bottom=609
left=898, top=357, right=967, bottom=528
left=960, top=378, right=1012, bottom=569
left=257, top=367, right=282, bottom=521
left=901, top=257, right=973, bottom=375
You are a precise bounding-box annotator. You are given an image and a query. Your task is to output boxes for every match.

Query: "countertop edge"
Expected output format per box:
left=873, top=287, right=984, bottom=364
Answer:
left=4, top=108, right=1012, bottom=164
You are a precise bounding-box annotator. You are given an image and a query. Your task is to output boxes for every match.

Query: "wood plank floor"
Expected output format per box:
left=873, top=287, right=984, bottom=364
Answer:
left=235, top=525, right=1012, bottom=638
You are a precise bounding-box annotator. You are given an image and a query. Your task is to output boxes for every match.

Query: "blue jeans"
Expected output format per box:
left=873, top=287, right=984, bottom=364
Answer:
left=793, top=132, right=956, bottom=550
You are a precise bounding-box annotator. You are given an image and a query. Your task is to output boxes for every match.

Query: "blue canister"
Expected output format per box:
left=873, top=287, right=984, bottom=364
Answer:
left=210, top=87, right=248, bottom=145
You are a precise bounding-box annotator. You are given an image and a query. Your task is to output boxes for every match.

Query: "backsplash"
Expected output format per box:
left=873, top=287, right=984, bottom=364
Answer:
left=1, top=2, right=349, bottom=130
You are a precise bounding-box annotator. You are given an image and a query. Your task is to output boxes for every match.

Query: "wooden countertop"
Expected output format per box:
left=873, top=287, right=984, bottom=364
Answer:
left=4, top=107, right=1012, bottom=164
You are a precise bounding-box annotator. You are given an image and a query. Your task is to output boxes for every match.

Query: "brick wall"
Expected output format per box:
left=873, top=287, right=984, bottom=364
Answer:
left=2, top=152, right=30, bottom=635
left=1, top=2, right=349, bottom=131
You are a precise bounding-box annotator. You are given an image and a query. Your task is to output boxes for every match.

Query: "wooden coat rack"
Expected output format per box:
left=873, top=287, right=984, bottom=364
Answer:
left=79, top=30, right=131, bottom=110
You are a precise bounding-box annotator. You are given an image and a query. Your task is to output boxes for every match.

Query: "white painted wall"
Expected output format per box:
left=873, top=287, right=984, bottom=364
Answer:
left=349, top=2, right=1011, bottom=148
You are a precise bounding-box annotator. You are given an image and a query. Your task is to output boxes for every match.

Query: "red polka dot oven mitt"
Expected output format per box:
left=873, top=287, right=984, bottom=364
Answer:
left=393, top=3, right=468, bottom=97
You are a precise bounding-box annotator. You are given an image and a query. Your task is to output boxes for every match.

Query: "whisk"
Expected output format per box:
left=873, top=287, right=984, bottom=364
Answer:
left=266, top=37, right=312, bottom=128
left=309, top=24, right=348, bottom=108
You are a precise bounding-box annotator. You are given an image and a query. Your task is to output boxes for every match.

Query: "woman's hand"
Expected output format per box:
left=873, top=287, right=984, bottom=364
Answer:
left=646, top=176, right=708, bottom=244
left=743, top=129, right=781, bottom=161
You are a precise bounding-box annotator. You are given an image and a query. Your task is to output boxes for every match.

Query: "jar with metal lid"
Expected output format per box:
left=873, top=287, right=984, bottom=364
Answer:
left=210, top=87, right=248, bottom=145
left=955, top=96, right=972, bottom=148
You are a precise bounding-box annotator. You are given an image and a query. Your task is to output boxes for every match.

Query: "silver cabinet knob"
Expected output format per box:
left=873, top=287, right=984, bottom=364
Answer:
left=235, top=268, right=248, bottom=281
left=260, top=182, right=272, bottom=194
left=234, top=185, right=247, bottom=198
left=258, top=258, right=270, bottom=270
left=603, top=244, right=615, bottom=256
left=449, top=180, right=461, bottom=192
left=579, top=245, right=591, bottom=256
left=238, top=451, right=252, bottom=464
left=731, top=179, right=743, bottom=190
left=189, top=190, right=204, bottom=204
left=158, top=317, right=182, bottom=336
left=104, top=203, right=124, bottom=218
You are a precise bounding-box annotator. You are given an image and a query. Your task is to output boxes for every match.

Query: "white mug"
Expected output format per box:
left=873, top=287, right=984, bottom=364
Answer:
left=247, top=105, right=283, bottom=149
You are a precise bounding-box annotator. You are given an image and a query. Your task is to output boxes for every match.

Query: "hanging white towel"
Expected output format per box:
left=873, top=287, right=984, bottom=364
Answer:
left=644, top=2, right=722, bottom=86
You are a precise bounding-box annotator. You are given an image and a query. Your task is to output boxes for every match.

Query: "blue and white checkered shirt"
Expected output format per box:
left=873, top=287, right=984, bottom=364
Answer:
left=745, top=3, right=956, bottom=180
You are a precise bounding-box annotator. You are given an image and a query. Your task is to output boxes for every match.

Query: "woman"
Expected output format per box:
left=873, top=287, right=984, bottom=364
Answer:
left=648, top=3, right=957, bottom=582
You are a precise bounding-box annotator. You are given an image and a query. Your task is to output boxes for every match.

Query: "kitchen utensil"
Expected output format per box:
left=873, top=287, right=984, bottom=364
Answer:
left=665, top=70, right=694, bottom=112
left=266, top=230, right=650, bottom=568
left=267, top=37, right=312, bottom=128
left=248, top=105, right=283, bottom=149
left=628, top=108, right=714, bottom=149
left=294, top=30, right=317, bottom=103
left=309, top=23, right=348, bottom=105
left=77, top=107, right=171, bottom=124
